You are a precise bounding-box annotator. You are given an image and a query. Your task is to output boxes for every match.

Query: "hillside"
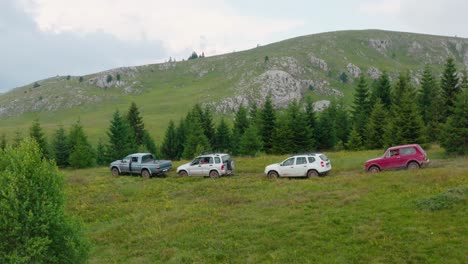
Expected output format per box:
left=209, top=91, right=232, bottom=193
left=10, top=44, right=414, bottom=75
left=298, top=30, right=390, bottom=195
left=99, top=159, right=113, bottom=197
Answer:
left=1, top=29, right=467, bottom=142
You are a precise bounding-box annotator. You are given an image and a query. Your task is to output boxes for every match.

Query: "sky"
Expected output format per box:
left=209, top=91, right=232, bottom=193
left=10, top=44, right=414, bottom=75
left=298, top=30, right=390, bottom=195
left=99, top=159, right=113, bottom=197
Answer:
left=1, top=0, right=467, bottom=92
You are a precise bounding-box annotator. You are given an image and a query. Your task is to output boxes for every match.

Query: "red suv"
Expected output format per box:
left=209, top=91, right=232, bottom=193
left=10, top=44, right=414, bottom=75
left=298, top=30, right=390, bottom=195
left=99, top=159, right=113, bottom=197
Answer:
left=365, top=144, right=430, bottom=173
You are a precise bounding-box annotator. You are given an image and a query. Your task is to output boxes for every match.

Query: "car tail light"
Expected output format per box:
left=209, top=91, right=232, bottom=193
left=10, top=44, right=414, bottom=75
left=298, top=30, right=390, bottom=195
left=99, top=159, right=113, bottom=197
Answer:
left=320, top=161, right=324, bottom=167
left=221, top=165, right=225, bottom=170
left=157, top=166, right=160, bottom=169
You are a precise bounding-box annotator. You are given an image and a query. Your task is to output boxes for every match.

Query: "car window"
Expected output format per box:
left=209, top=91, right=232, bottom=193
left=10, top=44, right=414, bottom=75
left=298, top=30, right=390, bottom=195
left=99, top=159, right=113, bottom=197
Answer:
left=319, top=154, right=329, bottom=161
left=296, top=157, right=307, bottom=165
left=122, top=155, right=131, bottom=162
left=141, top=155, right=153, bottom=163
left=401, top=147, right=416, bottom=155
left=283, top=158, right=294, bottom=166
left=131, top=157, right=138, bottom=162
left=215, top=157, right=221, bottom=164
left=222, top=155, right=231, bottom=163
left=308, top=157, right=316, bottom=163
left=191, top=157, right=202, bottom=165
left=208, top=157, right=214, bottom=164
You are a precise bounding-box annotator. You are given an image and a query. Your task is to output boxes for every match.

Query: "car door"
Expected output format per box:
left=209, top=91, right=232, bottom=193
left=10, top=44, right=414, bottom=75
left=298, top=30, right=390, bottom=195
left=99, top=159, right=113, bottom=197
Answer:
left=279, top=158, right=295, bottom=176
left=120, top=155, right=132, bottom=173
left=292, top=157, right=308, bottom=176
left=130, top=156, right=141, bottom=174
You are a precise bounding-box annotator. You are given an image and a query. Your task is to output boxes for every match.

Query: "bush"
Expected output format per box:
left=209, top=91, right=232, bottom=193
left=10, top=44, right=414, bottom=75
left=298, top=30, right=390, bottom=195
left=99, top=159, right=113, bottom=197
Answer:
left=416, top=187, right=467, bottom=211
left=0, top=139, right=89, bottom=263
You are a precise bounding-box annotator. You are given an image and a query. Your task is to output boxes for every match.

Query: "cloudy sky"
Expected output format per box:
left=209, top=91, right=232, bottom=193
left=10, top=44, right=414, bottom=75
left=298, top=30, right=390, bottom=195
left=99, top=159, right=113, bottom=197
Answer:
left=1, top=0, right=467, bottom=92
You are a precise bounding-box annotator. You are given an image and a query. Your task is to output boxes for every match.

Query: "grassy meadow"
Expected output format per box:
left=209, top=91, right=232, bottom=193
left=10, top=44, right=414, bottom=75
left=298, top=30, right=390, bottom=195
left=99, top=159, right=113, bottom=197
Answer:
left=64, top=146, right=467, bottom=263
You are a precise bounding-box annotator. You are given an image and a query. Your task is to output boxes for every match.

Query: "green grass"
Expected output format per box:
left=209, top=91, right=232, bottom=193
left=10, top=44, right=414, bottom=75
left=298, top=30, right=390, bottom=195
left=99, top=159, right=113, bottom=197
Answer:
left=64, top=146, right=467, bottom=263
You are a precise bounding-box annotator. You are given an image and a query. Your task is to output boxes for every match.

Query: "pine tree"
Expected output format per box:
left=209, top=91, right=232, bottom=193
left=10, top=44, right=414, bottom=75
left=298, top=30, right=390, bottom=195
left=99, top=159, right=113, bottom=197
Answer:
left=214, top=118, right=232, bottom=152
left=371, top=71, right=392, bottom=108
left=287, top=100, right=311, bottom=152
left=68, top=120, right=95, bottom=168
left=441, top=57, right=460, bottom=120
left=106, top=110, right=135, bottom=161
left=126, top=102, right=145, bottom=146
left=161, top=120, right=178, bottom=159
left=0, top=139, right=89, bottom=263
left=231, top=106, right=249, bottom=155
left=29, top=119, right=49, bottom=158
left=260, top=96, right=276, bottom=153
left=418, top=66, right=437, bottom=125
left=272, top=113, right=293, bottom=154
left=174, top=119, right=187, bottom=160
left=239, top=125, right=263, bottom=156
left=426, top=81, right=444, bottom=142
left=304, top=96, right=317, bottom=149
left=13, top=131, right=22, bottom=147
left=96, top=139, right=107, bottom=166
left=392, top=80, right=427, bottom=145
left=366, top=99, right=387, bottom=149
left=316, top=108, right=337, bottom=150
left=441, top=88, right=467, bottom=155
left=200, top=106, right=215, bottom=146
left=346, top=128, right=363, bottom=150
left=332, top=100, right=351, bottom=149
left=393, top=72, right=411, bottom=107
left=142, top=131, right=158, bottom=158
left=51, top=126, right=69, bottom=167
left=351, top=75, right=371, bottom=141
left=182, top=112, right=210, bottom=159
left=0, top=134, right=6, bottom=150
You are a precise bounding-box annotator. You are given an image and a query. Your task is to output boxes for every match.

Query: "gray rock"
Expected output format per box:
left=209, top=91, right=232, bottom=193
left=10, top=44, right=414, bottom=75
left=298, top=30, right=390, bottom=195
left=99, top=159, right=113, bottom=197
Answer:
left=309, top=55, right=329, bottom=71
left=270, top=57, right=305, bottom=76
left=347, top=63, right=361, bottom=78
left=369, top=38, right=391, bottom=54
left=313, top=100, right=330, bottom=112
left=367, top=67, right=382, bottom=80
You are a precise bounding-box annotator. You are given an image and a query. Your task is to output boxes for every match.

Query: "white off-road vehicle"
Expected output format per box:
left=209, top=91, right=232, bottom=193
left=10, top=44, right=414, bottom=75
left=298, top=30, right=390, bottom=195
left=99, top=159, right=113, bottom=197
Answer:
left=177, top=153, right=234, bottom=178
left=264, top=153, right=331, bottom=178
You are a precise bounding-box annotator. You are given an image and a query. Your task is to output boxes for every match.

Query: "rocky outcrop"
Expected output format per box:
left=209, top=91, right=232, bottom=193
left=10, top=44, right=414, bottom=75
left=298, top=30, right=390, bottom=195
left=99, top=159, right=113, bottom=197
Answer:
left=367, top=67, right=382, bottom=80
left=313, top=100, right=330, bottom=112
left=87, top=67, right=138, bottom=89
left=270, top=57, right=305, bottom=76
left=369, top=38, right=391, bottom=54
left=464, top=51, right=468, bottom=67
left=347, top=63, right=361, bottom=78
left=408, top=41, right=423, bottom=55
left=255, top=70, right=305, bottom=108
left=309, top=55, right=328, bottom=71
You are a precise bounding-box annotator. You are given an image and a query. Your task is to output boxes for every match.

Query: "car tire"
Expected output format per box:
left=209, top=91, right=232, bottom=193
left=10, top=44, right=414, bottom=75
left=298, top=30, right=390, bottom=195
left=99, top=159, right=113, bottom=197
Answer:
left=111, top=167, right=120, bottom=176
left=307, top=170, right=319, bottom=178
left=407, top=161, right=420, bottom=170
left=368, top=166, right=380, bottom=173
left=178, top=170, right=188, bottom=177
left=141, top=169, right=151, bottom=179
left=267, top=171, right=279, bottom=179
left=209, top=170, right=220, bottom=178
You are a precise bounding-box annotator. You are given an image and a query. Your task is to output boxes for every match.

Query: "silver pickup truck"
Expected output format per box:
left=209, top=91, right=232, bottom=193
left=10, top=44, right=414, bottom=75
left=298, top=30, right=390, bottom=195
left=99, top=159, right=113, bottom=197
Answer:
left=110, top=153, right=172, bottom=178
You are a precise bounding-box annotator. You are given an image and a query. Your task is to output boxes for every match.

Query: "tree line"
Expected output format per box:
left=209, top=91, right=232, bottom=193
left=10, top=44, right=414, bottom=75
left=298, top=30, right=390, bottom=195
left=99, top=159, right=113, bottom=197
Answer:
left=159, top=57, right=467, bottom=158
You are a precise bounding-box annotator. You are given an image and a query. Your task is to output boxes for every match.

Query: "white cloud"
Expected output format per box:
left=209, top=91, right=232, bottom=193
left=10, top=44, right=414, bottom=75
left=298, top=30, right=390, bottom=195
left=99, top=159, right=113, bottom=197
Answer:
left=359, top=0, right=401, bottom=15
left=18, top=0, right=304, bottom=57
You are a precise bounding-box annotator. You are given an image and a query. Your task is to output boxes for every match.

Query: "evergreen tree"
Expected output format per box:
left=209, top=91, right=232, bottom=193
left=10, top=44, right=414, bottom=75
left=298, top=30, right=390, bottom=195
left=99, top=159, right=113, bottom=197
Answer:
left=272, top=113, right=293, bottom=154
left=214, top=118, right=232, bottom=152
left=200, top=106, right=215, bottom=146
left=392, top=81, right=427, bottom=145
left=29, top=119, right=49, bottom=158
left=0, top=139, right=89, bottom=263
left=426, top=80, right=444, bottom=142
left=239, top=125, right=263, bottom=156
left=372, top=71, right=392, bottom=108
left=231, top=106, right=249, bottom=155
left=441, top=89, right=467, bottom=155
left=304, top=96, right=317, bottom=149
left=260, top=96, right=276, bottom=153
left=392, top=72, right=411, bottom=106
left=351, top=75, right=371, bottom=140
left=142, top=131, right=158, bottom=157
left=182, top=112, right=210, bottom=159
left=51, top=126, right=69, bottom=167
left=0, top=134, right=6, bottom=150
left=161, top=120, right=178, bottom=160
left=316, top=108, right=337, bottom=150
left=346, top=128, right=363, bottom=150
left=13, top=131, right=22, bottom=147
left=174, top=119, right=187, bottom=160
left=366, top=99, right=387, bottom=149
left=418, top=66, right=437, bottom=125
left=248, top=102, right=259, bottom=127
left=96, top=139, right=107, bottom=166
left=287, top=100, right=312, bottom=152
left=440, top=57, right=460, bottom=120
left=125, top=102, right=145, bottom=146
left=106, top=110, right=135, bottom=161
left=68, top=120, right=95, bottom=168
left=331, top=100, right=351, bottom=149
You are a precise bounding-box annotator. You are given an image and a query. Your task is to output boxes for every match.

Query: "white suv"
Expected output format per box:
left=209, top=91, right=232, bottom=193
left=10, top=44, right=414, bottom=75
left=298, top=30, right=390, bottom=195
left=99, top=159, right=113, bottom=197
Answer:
left=264, top=153, right=331, bottom=178
left=177, top=153, right=234, bottom=178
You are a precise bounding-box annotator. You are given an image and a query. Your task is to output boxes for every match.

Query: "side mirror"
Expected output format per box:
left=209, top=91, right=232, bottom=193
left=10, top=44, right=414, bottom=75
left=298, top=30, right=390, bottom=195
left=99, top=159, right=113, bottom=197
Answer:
left=280, top=163, right=283, bottom=166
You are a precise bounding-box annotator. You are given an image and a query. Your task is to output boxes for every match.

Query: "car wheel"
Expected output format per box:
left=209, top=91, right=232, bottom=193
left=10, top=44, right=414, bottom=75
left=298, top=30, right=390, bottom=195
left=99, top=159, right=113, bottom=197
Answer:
left=368, top=166, right=380, bottom=173
left=307, top=170, right=319, bottom=178
left=209, top=170, right=220, bottom=178
left=407, top=162, right=420, bottom=170
left=141, top=169, right=151, bottom=179
left=111, top=167, right=120, bottom=176
left=178, top=170, right=188, bottom=177
left=267, top=171, right=278, bottom=179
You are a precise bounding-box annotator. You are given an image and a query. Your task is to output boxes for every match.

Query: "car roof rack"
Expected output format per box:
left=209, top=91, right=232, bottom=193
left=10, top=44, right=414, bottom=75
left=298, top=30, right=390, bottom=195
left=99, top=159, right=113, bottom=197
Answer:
left=293, top=152, right=320, bottom=156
